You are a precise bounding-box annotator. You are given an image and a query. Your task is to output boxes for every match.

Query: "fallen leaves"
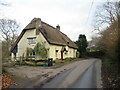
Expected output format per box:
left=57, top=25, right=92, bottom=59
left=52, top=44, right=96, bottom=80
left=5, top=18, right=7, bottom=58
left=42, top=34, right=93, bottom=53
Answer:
left=2, top=73, right=16, bottom=89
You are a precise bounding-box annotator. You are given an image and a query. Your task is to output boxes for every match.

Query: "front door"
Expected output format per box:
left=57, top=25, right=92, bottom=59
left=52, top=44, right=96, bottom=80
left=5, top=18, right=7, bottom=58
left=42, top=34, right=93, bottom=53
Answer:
left=61, top=51, right=63, bottom=60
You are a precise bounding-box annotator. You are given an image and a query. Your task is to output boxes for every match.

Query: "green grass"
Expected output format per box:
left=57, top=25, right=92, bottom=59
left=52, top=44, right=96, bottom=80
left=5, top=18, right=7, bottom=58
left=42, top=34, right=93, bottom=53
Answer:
left=64, top=57, right=73, bottom=60
left=2, top=67, right=8, bottom=73
left=54, top=59, right=74, bottom=66
left=13, top=58, right=74, bottom=67
left=2, top=57, right=11, bottom=63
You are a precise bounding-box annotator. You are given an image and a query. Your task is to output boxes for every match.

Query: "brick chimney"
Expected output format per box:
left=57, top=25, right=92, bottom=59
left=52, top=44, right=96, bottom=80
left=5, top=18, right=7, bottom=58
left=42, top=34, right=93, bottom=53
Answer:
left=56, top=25, right=60, bottom=30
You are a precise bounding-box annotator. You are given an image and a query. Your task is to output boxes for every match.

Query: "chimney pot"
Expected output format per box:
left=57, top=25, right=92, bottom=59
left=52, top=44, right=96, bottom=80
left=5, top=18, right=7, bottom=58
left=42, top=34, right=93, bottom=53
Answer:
left=56, top=25, right=60, bottom=30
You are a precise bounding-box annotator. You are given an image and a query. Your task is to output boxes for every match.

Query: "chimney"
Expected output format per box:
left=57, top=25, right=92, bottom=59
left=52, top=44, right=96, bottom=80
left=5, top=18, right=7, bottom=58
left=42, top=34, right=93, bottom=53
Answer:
left=35, top=18, right=41, bottom=35
left=36, top=18, right=41, bottom=29
left=56, top=25, right=60, bottom=30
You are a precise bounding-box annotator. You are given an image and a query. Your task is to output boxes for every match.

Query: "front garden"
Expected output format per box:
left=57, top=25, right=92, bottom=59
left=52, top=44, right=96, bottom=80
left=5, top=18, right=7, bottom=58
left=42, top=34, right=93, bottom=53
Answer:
left=2, top=57, right=86, bottom=89
left=10, top=57, right=78, bottom=67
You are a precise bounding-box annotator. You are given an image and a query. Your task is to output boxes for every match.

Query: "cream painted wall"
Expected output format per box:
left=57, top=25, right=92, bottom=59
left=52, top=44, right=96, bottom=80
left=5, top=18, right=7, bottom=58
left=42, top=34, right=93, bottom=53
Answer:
left=13, top=28, right=77, bottom=60
left=49, top=44, right=77, bottom=60
left=17, top=29, right=36, bottom=57
left=49, top=44, right=62, bottom=60
left=17, top=29, right=49, bottom=58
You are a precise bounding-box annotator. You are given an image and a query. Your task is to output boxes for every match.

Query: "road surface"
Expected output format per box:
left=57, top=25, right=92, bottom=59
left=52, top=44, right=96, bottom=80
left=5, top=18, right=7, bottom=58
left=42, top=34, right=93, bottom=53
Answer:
left=42, top=58, right=102, bottom=88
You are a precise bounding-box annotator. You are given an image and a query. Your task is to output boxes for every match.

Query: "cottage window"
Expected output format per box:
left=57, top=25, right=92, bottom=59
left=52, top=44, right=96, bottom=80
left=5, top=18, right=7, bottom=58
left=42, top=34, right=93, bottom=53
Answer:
left=55, top=50, right=58, bottom=57
left=32, top=50, right=35, bottom=56
left=27, top=37, right=36, bottom=44
left=29, top=50, right=35, bottom=57
left=65, top=51, right=68, bottom=55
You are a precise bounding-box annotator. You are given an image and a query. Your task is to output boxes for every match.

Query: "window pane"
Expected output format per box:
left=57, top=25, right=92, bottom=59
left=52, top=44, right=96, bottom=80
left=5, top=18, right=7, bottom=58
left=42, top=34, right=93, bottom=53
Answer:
left=27, top=37, right=36, bottom=44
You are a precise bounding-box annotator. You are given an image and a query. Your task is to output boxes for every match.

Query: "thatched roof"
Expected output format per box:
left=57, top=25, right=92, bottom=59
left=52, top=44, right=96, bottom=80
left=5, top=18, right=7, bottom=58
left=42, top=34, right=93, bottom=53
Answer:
left=11, top=18, right=77, bottom=52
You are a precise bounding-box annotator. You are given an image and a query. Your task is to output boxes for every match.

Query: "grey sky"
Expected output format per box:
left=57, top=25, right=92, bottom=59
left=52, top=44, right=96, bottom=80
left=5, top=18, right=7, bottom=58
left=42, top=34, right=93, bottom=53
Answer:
left=0, top=0, right=108, bottom=41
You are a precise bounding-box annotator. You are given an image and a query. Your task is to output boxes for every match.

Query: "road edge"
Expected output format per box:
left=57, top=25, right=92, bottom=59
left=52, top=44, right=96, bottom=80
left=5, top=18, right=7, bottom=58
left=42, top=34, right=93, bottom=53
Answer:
left=95, top=59, right=103, bottom=88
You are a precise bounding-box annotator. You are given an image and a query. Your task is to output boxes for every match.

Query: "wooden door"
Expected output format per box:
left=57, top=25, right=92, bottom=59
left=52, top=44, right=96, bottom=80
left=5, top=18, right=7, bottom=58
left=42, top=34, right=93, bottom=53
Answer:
left=61, top=51, right=63, bottom=60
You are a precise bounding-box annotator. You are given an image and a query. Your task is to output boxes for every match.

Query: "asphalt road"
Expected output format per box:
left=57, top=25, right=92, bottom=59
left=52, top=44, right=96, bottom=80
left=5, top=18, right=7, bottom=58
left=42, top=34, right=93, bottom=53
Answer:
left=42, top=58, right=102, bottom=88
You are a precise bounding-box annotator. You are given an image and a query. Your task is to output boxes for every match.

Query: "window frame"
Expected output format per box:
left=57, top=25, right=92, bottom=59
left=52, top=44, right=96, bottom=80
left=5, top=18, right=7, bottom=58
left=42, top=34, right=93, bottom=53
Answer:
left=27, top=37, right=36, bottom=44
left=55, top=50, right=59, bottom=57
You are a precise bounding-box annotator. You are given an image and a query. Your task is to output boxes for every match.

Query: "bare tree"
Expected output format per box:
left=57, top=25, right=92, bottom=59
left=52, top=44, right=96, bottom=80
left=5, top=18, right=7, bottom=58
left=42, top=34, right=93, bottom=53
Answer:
left=94, top=0, right=120, bottom=30
left=92, top=2, right=120, bottom=87
left=0, top=18, right=20, bottom=50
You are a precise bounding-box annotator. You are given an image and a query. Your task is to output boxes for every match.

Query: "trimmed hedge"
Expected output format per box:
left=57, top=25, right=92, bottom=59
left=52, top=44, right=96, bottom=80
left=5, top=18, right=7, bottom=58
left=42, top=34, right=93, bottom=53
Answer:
left=86, top=51, right=105, bottom=58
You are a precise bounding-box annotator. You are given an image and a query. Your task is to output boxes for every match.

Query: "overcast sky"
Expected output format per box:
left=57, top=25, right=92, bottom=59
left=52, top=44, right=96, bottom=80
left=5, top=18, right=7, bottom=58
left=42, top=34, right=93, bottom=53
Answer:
left=0, top=0, right=108, bottom=41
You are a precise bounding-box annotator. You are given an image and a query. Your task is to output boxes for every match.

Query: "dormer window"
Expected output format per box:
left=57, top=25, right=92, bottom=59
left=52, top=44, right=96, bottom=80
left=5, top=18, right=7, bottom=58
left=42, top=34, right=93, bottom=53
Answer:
left=27, top=37, right=36, bottom=44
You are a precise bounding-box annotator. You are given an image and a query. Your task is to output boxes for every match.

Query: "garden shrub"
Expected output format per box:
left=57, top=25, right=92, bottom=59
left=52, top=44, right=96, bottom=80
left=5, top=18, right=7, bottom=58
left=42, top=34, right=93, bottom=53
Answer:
left=34, top=42, right=48, bottom=60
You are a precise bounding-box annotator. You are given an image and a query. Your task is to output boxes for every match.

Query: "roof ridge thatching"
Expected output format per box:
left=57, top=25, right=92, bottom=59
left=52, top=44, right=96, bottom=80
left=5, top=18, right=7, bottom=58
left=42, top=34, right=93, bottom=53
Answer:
left=41, top=21, right=56, bottom=30
left=40, top=21, right=78, bottom=49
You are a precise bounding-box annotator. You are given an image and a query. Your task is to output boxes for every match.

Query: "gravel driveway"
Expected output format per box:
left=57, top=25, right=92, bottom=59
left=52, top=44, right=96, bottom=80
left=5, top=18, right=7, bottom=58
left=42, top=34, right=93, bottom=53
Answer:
left=7, top=58, right=102, bottom=88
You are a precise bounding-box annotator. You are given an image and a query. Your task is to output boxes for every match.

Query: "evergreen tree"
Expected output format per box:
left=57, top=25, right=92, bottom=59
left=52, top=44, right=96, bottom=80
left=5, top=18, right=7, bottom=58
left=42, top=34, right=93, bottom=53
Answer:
left=75, top=34, right=88, bottom=57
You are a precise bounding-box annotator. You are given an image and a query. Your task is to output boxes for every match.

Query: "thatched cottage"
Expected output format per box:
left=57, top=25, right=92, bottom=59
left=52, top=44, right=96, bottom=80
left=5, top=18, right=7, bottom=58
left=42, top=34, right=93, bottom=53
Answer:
left=11, top=18, right=78, bottom=60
